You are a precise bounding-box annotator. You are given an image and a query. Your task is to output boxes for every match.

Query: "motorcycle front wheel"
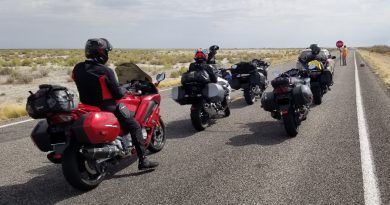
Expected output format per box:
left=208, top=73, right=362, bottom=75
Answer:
left=282, top=109, right=299, bottom=137
left=190, top=103, right=209, bottom=131
left=62, top=143, right=106, bottom=191
left=244, top=87, right=255, bottom=105
left=148, top=117, right=166, bottom=153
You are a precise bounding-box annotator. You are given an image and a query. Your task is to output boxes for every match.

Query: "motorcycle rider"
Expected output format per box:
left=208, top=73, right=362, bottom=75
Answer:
left=72, top=38, right=159, bottom=170
left=207, top=45, right=219, bottom=64
left=298, top=44, right=328, bottom=68
left=189, top=48, right=218, bottom=83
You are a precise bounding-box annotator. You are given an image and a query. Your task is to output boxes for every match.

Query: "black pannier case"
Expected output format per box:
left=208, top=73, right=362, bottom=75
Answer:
left=26, top=84, right=76, bottom=119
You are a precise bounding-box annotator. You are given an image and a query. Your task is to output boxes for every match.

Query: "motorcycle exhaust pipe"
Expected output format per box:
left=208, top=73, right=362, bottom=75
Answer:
left=82, top=145, right=120, bottom=160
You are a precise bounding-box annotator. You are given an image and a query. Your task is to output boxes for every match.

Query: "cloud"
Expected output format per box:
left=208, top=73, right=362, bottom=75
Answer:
left=0, top=0, right=389, bottom=48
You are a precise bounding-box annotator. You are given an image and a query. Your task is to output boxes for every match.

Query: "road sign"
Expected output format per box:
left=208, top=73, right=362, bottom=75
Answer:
left=336, top=40, right=344, bottom=48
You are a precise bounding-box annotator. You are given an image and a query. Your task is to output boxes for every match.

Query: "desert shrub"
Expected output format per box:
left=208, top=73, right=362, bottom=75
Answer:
left=21, top=59, right=33, bottom=66
left=369, top=45, right=390, bottom=54
left=31, top=65, right=38, bottom=71
left=39, top=68, right=49, bottom=77
left=169, top=67, right=187, bottom=78
left=0, top=104, right=27, bottom=120
left=159, top=78, right=181, bottom=88
left=35, top=58, right=48, bottom=66
left=6, top=70, right=33, bottom=84
left=0, top=67, right=13, bottom=75
left=18, top=75, right=34, bottom=84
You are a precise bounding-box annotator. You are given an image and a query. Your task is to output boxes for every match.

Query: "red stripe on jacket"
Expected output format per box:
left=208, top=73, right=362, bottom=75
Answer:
left=99, top=75, right=113, bottom=100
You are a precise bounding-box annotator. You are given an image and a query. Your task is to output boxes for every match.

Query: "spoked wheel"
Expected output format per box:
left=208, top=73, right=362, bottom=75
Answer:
left=244, top=87, right=256, bottom=105
left=190, top=103, right=210, bottom=131
left=62, top=144, right=106, bottom=191
left=282, top=108, right=299, bottom=137
left=148, top=118, right=166, bottom=153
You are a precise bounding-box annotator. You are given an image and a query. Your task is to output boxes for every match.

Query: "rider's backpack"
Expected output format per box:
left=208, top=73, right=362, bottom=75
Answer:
left=26, top=84, right=76, bottom=119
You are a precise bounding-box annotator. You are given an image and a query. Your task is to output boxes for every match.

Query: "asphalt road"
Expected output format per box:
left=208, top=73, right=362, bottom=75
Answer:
left=0, top=52, right=389, bottom=205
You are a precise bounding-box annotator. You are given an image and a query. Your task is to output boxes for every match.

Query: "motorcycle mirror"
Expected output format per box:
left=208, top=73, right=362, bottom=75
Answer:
left=156, top=72, right=166, bottom=82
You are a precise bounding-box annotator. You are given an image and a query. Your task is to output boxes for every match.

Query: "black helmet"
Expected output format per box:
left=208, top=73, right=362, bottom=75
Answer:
left=85, top=38, right=113, bottom=64
left=209, top=45, right=219, bottom=52
left=309, top=44, right=321, bottom=55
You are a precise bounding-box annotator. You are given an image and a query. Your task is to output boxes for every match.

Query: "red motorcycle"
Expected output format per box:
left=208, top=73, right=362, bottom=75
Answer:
left=28, top=63, right=166, bottom=190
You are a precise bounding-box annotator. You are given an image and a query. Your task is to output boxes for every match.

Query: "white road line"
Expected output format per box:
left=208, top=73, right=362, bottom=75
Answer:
left=0, top=119, right=34, bottom=129
left=354, top=51, right=381, bottom=205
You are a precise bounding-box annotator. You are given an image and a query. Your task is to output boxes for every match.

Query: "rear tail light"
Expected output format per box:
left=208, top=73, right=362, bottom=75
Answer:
left=274, top=87, right=290, bottom=94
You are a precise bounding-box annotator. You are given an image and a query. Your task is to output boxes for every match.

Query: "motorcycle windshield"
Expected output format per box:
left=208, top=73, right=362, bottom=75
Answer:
left=115, top=62, right=153, bottom=84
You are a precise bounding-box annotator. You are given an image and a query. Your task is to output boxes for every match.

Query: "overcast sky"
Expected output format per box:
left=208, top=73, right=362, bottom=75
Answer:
left=0, top=0, right=389, bottom=48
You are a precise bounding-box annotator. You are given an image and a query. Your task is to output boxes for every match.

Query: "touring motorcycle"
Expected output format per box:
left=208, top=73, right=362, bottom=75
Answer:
left=172, top=66, right=231, bottom=131
left=229, top=59, right=269, bottom=105
left=261, top=69, right=312, bottom=137
left=27, top=63, right=166, bottom=190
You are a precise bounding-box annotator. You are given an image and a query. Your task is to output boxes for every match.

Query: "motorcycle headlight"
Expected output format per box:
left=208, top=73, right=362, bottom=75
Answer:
left=231, top=65, right=237, bottom=69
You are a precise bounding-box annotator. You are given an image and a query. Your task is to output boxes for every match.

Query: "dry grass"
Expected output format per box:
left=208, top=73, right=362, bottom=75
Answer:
left=159, top=78, right=181, bottom=88
left=358, top=49, right=390, bottom=87
left=0, top=103, right=27, bottom=121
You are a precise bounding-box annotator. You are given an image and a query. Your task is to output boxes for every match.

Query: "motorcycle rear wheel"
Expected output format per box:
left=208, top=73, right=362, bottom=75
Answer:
left=62, top=144, right=106, bottom=191
left=148, top=117, right=166, bottom=153
left=244, top=88, right=255, bottom=105
left=282, top=110, right=298, bottom=137
left=312, top=86, right=322, bottom=105
left=190, top=103, right=209, bottom=131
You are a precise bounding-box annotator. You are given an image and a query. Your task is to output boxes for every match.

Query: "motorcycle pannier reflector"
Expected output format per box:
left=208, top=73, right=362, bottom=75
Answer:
left=26, top=84, right=76, bottom=119
left=72, top=112, right=120, bottom=144
left=292, top=85, right=313, bottom=106
left=202, top=83, right=225, bottom=102
left=171, top=86, right=188, bottom=105
left=181, top=70, right=210, bottom=85
left=261, top=92, right=277, bottom=112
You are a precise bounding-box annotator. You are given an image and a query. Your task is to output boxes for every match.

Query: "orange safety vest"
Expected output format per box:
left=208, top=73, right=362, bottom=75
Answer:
left=341, top=47, right=348, bottom=58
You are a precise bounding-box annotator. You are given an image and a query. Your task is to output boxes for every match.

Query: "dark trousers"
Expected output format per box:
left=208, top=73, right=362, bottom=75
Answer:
left=342, top=57, right=347, bottom=66
left=100, top=103, right=146, bottom=159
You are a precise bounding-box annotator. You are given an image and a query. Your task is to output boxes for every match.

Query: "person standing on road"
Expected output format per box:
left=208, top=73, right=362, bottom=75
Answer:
left=72, top=38, right=159, bottom=170
left=341, top=45, right=348, bottom=66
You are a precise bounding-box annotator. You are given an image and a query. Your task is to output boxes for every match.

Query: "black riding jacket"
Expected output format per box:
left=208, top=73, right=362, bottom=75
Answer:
left=72, top=60, right=124, bottom=108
